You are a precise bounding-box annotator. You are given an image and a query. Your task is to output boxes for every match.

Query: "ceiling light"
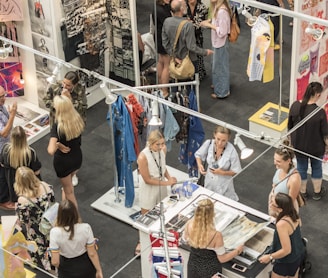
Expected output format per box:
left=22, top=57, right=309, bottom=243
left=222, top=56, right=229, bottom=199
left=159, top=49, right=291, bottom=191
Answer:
left=234, top=134, right=254, bottom=160
left=149, top=100, right=162, bottom=126
left=100, top=82, right=117, bottom=104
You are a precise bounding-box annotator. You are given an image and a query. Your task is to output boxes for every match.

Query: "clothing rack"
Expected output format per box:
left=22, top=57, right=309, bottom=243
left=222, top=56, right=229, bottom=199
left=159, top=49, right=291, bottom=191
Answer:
left=111, top=74, right=200, bottom=111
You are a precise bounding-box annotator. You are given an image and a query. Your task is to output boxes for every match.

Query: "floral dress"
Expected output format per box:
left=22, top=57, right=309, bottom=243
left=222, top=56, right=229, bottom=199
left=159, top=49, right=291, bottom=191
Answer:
left=187, top=1, right=209, bottom=81
left=16, top=184, right=55, bottom=271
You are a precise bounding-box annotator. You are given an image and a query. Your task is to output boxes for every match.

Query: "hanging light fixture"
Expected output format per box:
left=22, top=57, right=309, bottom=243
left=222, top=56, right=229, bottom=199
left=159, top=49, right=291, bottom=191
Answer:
left=242, top=9, right=258, bottom=27
left=0, top=42, right=13, bottom=59
left=149, top=99, right=162, bottom=126
left=19, top=72, right=24, bottom=84
left=46, top=63, right=62, bottom=84
left=305, top=23, right=325, bottom=40
left=100, top=82, right=117, bottom=104
left=234, top=134, right=254, bottom=160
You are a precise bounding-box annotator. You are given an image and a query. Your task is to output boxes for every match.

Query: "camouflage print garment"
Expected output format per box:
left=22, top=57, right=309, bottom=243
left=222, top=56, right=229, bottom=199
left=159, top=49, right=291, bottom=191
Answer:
left=43, top=82, right=88, bottom=127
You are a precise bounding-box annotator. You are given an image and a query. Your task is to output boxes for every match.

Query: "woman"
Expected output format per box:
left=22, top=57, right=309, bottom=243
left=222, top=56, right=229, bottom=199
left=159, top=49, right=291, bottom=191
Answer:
left=47, top=95, right=85, bottom=209
left=288, top=82, right=328, bottom=201
left=138, top=129, right=177, bottom=215
left=183, top=198, right=244, bottom=278
left=49, top=200, right=103, bottom=278
left=268, top=142, right=301, bottom=217
left=187, top=0, right=208, bottom=81
left=14, top=166, right=55, bottom=272
left=1, top=125, right=41, bottom=202
left=135, top=130, right=177, bottom=256
left=259, top=193, right=305, bottom=278
left=44, top=71, right=87, bottom=186
left=195, top=126, right=241, bottom=201
left=152, top=0, right=171, bottom=98
left=200, top=0, right=231, bottom=99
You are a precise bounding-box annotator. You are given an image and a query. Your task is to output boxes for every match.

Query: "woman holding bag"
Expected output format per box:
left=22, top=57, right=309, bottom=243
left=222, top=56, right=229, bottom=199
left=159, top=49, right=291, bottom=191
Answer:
left=195, top=126, right=241, bottom=201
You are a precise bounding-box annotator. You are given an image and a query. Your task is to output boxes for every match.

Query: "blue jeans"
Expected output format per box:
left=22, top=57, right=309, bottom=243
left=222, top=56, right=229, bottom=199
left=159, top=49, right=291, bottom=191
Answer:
left=297, top=156, right=323, bottom=180
left=212, top=39, right=230, bottom=98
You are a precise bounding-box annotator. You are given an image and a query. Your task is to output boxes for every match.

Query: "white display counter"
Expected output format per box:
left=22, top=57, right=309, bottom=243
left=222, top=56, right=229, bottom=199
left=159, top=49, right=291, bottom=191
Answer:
left=134, top=186, right=273, bottom=278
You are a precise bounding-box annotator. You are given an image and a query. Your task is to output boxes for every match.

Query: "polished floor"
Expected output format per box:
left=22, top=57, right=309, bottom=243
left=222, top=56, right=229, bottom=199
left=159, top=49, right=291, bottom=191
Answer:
left=1, top=1, right=327, bottom=277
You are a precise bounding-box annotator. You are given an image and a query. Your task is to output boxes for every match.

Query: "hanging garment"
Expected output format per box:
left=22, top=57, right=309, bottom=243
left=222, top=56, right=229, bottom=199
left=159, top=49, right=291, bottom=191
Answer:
left=163, top=105, right=180, bottom=152
left=296, top=72, right=310, bottom=100
left=179, top=88, right=205, bottom=177
left=247, top=16, right=271, bottom=81
left=107, top=96, right=137, bottom=208
left=263, top=18, right=274, bottom=83
left=125, top=94, right=144, bottom=156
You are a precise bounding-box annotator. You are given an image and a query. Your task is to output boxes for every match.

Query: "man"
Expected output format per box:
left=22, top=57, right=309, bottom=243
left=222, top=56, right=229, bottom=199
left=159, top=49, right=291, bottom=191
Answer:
left=0, top=86, right=17, bottom=210
left=162, top=0, right=213, bottom=77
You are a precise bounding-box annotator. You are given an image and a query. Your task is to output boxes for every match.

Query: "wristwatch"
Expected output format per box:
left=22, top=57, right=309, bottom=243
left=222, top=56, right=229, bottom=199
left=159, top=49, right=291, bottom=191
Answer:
left=269, top=254, right=274, bottom=261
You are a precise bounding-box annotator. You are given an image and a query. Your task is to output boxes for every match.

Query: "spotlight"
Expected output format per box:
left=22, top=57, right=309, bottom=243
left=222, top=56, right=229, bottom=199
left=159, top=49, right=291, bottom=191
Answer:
left=242, top=9, right=258, bottom=27
left=148, top=100, right=162, bottom=126
left=0, top=42, right=13, bottom=59
left=100, top=82, right=117, bottom=104
left=19, top=72, right=24, bottom=84
left=46, top=63, right=62, bottom=84
left=234, top=134, right=254, bottom=160
left=305, top=24, right=324, bottom=40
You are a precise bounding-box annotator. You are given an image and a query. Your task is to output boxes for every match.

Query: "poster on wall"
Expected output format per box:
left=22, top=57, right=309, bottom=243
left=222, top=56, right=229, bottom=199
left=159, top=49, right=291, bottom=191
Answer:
left=0, top=62, right=24, bottom=97
left=294, top=0, right=327, bottom=107
left=0, top=0, right=23, bottom=22
left=27, top=0, right=53, bottom=38
left=31, top=33, right=55, bottom=75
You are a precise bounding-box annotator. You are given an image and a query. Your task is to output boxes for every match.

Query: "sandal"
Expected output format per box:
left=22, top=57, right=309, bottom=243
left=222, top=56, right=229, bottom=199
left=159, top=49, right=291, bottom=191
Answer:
left=134, top=241, right=141, bottom=258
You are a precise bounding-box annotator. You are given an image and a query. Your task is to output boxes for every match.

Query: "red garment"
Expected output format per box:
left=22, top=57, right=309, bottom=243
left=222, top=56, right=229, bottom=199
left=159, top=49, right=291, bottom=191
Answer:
left=125, top=94, right=144, bottom=156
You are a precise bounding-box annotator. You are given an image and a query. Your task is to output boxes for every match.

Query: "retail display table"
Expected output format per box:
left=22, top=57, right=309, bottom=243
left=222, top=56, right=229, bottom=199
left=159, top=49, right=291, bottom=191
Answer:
left=248, top=102, right=289, bottom=145
left=134, top=186, right=273, bottom=278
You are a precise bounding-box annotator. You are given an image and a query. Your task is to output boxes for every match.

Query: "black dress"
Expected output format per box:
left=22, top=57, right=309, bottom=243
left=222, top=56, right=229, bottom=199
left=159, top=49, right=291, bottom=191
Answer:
left=188, top=247, right=222, bottom=278
left=51, top=123, right=82, bottom=178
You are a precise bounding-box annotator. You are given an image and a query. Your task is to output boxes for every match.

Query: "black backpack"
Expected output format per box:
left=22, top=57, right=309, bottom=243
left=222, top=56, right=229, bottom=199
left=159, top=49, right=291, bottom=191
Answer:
left=299, top=237, right=312, bottom=278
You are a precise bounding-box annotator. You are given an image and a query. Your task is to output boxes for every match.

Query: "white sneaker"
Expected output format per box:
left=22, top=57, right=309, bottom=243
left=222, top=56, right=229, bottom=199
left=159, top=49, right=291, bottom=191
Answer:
left=72, top=174, right=78, bottom=186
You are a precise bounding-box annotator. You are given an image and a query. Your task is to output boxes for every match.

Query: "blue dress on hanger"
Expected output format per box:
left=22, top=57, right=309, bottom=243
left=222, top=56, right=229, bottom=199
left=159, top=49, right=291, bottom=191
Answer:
left=107, top=95, right=136, bottom=207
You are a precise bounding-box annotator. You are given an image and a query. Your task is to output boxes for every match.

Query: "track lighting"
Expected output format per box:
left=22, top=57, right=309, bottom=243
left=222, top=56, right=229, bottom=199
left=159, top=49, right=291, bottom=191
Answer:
left=0, top=42, right=13, bottom=59
left=234, top=134, right=254, bottom=160
left=100, top=82, right=117, bottom=104
left=305, top=24, right=324, bottom=40
left=149, top=100, right=162, bottom=126
left=19, top=72, right=24, bottom=84
left=242, top=9, right=258, bottom=27
left=46, top=63, right=62, bottom=84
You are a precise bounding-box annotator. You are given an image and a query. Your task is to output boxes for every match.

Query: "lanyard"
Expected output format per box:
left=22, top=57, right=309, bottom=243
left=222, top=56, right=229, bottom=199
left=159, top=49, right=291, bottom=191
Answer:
left=150, top=150, right=162, bottom=179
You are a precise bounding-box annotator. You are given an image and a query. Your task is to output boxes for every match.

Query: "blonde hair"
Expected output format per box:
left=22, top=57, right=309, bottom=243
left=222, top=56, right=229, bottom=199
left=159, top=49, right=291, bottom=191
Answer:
left=211, top=0, right=231, bottom=19
left=14, top=166, right=41, bottom=198
left=8, top=126, right=32, bottom=169
left=147, top=130, right=164, bottom=146
left=54, top=95, right=85, bottom=140
left=188, top=199, right=215, bottom=248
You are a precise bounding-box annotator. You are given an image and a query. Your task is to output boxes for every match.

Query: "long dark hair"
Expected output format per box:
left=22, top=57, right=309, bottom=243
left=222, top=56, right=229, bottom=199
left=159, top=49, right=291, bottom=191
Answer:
left=300, top=82, right=323, bottom=119
left=64, top=71, right=80, bottom=85
left=56, top=199, right=80, bottom=240
left=275, top=193, right=299, bottom=223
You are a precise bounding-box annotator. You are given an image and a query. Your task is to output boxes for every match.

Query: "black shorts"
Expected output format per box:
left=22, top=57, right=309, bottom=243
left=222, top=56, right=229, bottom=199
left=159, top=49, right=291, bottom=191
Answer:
left=273, top=256, right=302, bottom=276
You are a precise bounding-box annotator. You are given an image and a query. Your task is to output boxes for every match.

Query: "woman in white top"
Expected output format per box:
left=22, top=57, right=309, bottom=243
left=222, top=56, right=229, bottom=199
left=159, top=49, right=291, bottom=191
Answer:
left=49, top=200, right=103, bottom=278
left=195, top=126, right=241, bottom=201
left=138, top=130, right=177, bottom=215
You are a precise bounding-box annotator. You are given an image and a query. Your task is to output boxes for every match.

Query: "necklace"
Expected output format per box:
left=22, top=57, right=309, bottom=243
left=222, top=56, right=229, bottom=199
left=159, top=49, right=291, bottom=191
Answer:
left=214, top=145, right=225, bottom=160
left=150, top=150, right=163, bottom=179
